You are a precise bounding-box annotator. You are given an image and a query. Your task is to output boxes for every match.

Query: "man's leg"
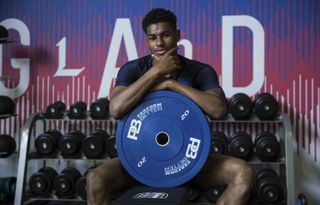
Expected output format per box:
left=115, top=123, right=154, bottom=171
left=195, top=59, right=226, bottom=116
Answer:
left=191, top=154, right=255, bottom=205
left=86, top=158, right=137, bottom=205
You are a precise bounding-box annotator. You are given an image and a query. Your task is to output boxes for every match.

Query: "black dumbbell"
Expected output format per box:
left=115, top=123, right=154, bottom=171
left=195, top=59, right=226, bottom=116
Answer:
left=59, top=130, right=85, bottom=158
left=0, top=134, right=16, bottom=158
left=205, top=185, right=227, bottom=202
left=229, top=131, right=253, bottom=161
left=75, top=166, right=96, bottom=200
left=254, top=93, right=279, bottom=120
left=255, top=132, right=280, bottom=162
left=188, top=188, right=201, bottom=202
left=29, top=167, right=57, bottom=197
left=90, top=98, right=110, bottom=119
left=68, top=101, right=87, bottom=119
left=211, top=131, right=228, bottom=154
left=106, top=136, right=118, bottom=158
left=256, top=168, right=283, bottom=203
left=35, top=130, right=62, bottom=157
left=229, top=93, right=253, bottom=120
left=0, top=96, right=15, bottom=116
left=53, top=167, right=81, bottom=199
left=82, top=130, right=110, bottom=159
left=0, top=177, right=16, bottom=199
left=45, top=101, right=65, bottom=119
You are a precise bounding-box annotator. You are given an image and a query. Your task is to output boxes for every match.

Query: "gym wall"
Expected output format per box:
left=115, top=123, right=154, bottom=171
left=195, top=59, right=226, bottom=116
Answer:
left=0, top=0, right=319, bottom=204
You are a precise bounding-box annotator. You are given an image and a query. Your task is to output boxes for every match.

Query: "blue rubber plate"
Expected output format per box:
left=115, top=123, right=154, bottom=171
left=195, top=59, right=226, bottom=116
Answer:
left=116, top=91, right=211, bottom=187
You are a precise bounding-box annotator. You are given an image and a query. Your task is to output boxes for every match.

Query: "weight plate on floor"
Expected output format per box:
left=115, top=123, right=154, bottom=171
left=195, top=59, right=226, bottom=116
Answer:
left=116, top=91, right=211, bottom=188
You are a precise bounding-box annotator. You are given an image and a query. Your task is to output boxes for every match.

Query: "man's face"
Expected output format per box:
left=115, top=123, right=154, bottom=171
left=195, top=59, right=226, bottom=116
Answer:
left=145, top=22, right=180, bottom=57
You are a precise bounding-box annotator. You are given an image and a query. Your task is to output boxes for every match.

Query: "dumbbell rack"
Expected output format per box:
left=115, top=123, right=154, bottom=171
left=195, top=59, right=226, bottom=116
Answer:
left=14, top=112, right=115, bottom=205
left=14, top=112, right=295, bottom=205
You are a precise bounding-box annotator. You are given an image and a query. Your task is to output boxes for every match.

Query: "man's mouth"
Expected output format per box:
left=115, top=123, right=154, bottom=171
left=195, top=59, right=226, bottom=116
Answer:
left=155, top=49, right=167, bottom=56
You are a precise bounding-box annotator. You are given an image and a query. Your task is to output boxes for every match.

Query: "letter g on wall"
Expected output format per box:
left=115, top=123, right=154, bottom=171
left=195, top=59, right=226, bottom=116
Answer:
left=0, top=18, right=30, bottom=99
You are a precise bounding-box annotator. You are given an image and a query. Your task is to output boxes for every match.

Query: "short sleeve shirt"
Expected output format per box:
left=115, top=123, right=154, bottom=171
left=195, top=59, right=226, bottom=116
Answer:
left=115, top=55, right=221, bottom=91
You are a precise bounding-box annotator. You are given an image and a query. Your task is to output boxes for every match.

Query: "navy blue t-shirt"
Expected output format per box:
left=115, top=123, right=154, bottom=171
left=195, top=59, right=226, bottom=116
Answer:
left=115, top=55, right=220, bottom=91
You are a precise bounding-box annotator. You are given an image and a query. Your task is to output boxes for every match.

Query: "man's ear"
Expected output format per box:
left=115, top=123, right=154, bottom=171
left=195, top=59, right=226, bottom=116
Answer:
left=144, top=37, right=149, bottom=46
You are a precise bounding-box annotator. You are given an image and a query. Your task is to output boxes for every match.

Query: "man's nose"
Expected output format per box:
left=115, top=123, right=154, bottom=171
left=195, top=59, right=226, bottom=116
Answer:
left=156, top=37, right=164, bottom=46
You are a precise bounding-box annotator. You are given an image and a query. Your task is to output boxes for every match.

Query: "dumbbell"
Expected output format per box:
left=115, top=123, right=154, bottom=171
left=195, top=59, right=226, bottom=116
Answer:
left=0, top=177, right=16, bottom=199
left=211, top=131, right=228, bottom=154
left=106, top=136, right=118, bottom=158
left=75, top=166, right=96, bottom=200
left=254, top=93, right=279, bottom=120
left=53, top=167, right=81, bottom=198
left=229, top=131, right=253, bottom=161
left=45, top=101, right=65, bottom=119
left=35, top=130, right=62, bottom=157
left=229, top=93, right=253, bottom=120
left=59, top=130, right=85, bottom=158
left=29, top=167, right=57, bottom=197
left=188, top=188, right=201, bottom=202
left=255, top=132, right=280, bottom=162
left=82, top=130, right=110, bottom=159
left=68, top=101, right=87, bottom=119
left=205, top=185, right=227, bottom=202
left=0, top=96, right=15, bottom=116
left=0, top=134, right=16, bottom=158
left=90, top=98, right=110, bottom=119
left=256, top=168, right=283, bottom=203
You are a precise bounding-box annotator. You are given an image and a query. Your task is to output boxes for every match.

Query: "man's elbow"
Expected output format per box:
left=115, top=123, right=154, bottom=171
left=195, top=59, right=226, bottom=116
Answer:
left=109, top=101, right=123, bottom=120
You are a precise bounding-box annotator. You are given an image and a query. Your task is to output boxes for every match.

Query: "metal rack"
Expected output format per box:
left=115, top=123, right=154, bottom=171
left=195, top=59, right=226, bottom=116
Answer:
left=14, top=113, right=295, bottom=205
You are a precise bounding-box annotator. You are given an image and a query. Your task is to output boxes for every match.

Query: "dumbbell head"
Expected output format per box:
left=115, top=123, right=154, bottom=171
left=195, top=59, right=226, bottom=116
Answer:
left=106, top=136, right=117, bottom=158
left=255, top=132, right=280, bottom=162
left=229, top=131, right=253, bottom=161
left=82, top=130, right=110, bottom=159
left=254, top=93, right=279, bottom=120
left=90, top=98, right=110, bottom=119
left=59, top=130, right=85, bottom=158
left=76, top=166, right=96, bottom=200
left=0, top=96, right=15, bottom=116
left=53, top=167, right=81, bottom=198
left=0, top=177, right=16, bottom=198
left=68, top=101, right=87, bottom=119
left=0, top=134, right=16, bottom=158
left=188, top=188, right=201, bottom=202
left=29, top=167, right=57, bottom=197
left=229, top=93, right=253, bottom=120
left=45, top=101, right=65, bottom=118
left=211, top=131, right=228, bottom=154
left=256, top=168, right=283, bottom=203
left=35, top=130, right=62, bottom=156
left=205, top=185, right=227, bottom=202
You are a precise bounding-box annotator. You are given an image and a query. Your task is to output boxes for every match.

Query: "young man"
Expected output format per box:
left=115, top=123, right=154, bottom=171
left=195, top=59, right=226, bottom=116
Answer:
left=87, top=8, right=254, bottom=205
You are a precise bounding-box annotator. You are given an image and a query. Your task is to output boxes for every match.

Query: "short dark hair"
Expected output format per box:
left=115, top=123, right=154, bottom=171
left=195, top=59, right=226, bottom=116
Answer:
left=142, top=8, right=177, bottom=33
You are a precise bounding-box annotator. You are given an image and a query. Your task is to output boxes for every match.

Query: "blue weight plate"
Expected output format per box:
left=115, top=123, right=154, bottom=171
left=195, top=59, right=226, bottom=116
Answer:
left=116, top=91, right=211, bottom=187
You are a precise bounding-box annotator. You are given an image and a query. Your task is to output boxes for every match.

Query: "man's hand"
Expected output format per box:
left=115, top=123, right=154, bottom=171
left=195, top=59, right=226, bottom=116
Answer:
left=152, top=47, right=181, bottom=76
left=150, top=79, right=175, bottom=91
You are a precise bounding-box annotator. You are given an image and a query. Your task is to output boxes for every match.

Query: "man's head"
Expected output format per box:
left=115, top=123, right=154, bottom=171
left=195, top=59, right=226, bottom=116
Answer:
left=142, top=8, right=180, bottom=57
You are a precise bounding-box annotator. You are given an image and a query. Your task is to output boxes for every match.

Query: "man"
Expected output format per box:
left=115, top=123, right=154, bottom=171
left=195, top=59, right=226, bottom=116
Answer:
left=87, top=8, right=254, bottom=205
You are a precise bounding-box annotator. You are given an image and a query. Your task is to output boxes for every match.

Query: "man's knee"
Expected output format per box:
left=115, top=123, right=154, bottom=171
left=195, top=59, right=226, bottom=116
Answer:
left=233, top=160, right=255, bottom=186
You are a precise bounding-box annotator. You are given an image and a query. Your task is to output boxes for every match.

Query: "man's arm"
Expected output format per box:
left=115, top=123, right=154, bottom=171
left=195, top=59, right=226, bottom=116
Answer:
left=152, top=79, right=227, bottom=119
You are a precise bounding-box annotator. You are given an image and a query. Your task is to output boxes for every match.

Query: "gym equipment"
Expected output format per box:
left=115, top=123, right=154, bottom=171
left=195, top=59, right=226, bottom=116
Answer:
left=297, top=193, right=308, bottom=205
left=0, top=96, right=15, bottom=116
left=90, top=98, right=110, bottom=119
left=68, top=101, right=87, bottom=119
left=0, top=177, right=16, bottom=198
left=0, top=134, right=16, bottom=158
left=229, top=131, right=253, bottom=161
left=53, top=167, right=81, bottom=198
left=59, top=130, right=85, bottom=158
left=106, top=136, right=118, bottom=158
left=35, top=130, right=62, bottom=156
left=256, top=168, right=283, bottom=203
left=255, top=132, right=280, bottom=162
left=229, top=93, right=253, bottom=120
left=204, top=185, right=227, bottom=202
left=116, top=91, right=211, bottom=187
left=188, top=188, right=201, bottom=202
left=211, top=131, right=228, bottom=154
left=112, top=185, right=189, bottom=205
left=254, top=93, right=279, bottom=120
left=45, top=101, right=66, bottom=119
left=82, top=130, right=110, bottom=159
left=76, top=166, right=97, bottom=200
left=29, top=167, right=57, bottom=197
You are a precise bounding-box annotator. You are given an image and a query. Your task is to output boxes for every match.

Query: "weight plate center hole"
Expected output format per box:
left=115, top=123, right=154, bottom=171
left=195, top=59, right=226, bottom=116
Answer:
left=155, top=132, right=170, bottom=147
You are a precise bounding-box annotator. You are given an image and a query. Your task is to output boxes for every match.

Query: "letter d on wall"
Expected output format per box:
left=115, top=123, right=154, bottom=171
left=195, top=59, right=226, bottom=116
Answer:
left=222, top=15, right=265, bottom=98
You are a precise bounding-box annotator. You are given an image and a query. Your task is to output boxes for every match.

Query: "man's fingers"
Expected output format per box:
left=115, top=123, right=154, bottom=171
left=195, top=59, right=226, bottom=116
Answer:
left=165, top=47, right=178, bottom=56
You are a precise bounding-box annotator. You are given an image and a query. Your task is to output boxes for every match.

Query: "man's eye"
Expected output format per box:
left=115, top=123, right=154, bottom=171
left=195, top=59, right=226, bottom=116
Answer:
left=148, top=37, right=156, bottom=41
